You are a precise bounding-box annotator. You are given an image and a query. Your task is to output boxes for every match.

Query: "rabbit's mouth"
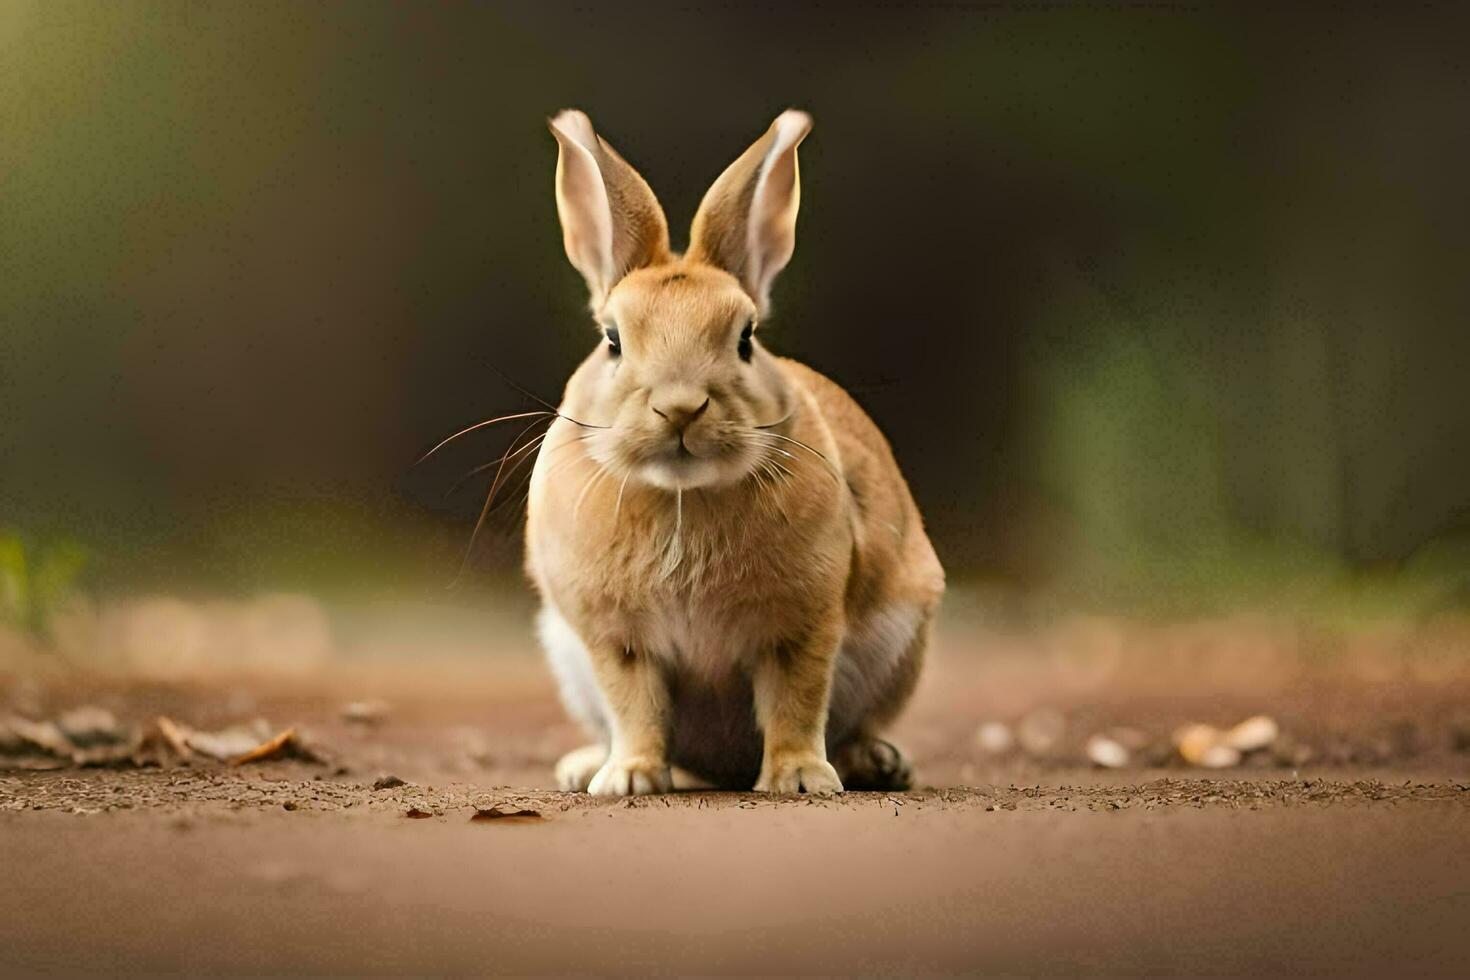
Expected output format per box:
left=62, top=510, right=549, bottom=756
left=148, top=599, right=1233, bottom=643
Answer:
left=645, top=423, right=717, bottom=464
left=638, top=444, right=720, bottom=488
left=629, top=437, right=753, bottom=491
left=636, top=457, right=718, bottom=491
left=602, top=414, right=758, bottom=492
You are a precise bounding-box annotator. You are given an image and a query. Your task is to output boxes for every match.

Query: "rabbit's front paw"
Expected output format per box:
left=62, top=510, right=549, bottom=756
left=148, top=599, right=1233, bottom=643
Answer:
left=587, top=757, right=673, bottom=796
left=555, top=744, right=609, bottom=792
left=754, top=753, right=844, bottom=795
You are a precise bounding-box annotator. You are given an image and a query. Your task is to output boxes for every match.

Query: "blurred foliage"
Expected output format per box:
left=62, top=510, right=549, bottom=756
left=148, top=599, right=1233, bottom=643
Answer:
left=0, top=530, right=89, bottom=640
left=1, top=2, right=1467, bottom=618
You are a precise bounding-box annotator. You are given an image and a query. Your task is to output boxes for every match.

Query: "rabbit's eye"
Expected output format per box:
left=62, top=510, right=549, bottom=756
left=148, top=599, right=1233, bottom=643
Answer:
left=737, top=320, right=754, bottom=362
left=604, top=326, right=621, bottom=357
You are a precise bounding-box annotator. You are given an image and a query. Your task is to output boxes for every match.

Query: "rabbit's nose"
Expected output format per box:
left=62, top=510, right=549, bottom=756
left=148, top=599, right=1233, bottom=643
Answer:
left=650, top=388, right=710, bottom=431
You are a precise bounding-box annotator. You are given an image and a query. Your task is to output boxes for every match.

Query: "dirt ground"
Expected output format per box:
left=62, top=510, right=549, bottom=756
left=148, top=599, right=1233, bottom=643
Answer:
left=3, top=613, right=1470, bottom=975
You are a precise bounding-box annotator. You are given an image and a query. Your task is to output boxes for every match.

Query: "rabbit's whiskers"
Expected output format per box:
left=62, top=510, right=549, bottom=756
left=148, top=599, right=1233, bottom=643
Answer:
left=657, top=485, right=687, bottom=578
left=457, top=423, right=550, bottom=577
left=418, top=371, right=610, bottom=471
left=749, top=430, right=842, bottom=485
left=446, top=418, right=552, bottom=497
left=452, top=432, right=547, bottom=500
left=542, top=432, right=601, bottom=482
left=767, top=458, right=796, bottom=481
left=753, top=410, right=794, bottom=430
left=751, top=460, right=784, bottom=513
left=417, top=410, right=554, bottom=465
left=573, top=464, right=614, bottom=523
left=485, top=365, right=613, bottom=430
left=613, top=471, right=633, bottom=523
left=734, top=431, right=822, bottom=484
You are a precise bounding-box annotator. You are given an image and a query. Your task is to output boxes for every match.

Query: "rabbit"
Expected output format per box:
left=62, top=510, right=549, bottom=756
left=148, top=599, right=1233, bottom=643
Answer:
left=526, top=108, right=944, bottom=796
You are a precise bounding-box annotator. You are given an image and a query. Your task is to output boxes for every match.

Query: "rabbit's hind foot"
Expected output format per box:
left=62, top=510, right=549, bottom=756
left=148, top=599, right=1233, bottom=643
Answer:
left=832, top=737, right=913, bottom=791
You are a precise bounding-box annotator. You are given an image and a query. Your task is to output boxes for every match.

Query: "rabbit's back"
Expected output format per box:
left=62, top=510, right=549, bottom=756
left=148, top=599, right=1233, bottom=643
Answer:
left=776, top=358, right=943, bottom=621
left=775, top=358, right=943, bottom=728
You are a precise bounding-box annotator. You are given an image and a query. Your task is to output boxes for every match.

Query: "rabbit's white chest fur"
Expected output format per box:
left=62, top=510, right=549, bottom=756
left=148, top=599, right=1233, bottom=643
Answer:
left=635, top=598, right=759, bottom=676
left=540, top=589, right=780, bottom=689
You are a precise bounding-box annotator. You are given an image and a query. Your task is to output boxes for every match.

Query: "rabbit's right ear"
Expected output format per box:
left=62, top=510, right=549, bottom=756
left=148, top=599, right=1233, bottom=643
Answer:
left=687, top=110, right=812, bottom=316
left=548, top=110, right=671, bottom=308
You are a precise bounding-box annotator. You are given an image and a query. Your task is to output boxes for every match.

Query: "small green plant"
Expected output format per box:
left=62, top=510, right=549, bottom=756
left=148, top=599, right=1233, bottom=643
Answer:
left=0, top=531, right=88, bottom=642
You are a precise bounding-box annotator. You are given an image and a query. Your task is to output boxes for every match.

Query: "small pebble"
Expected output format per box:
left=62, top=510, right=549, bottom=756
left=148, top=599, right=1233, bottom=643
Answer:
left=1085, top=734, right=1130, bottom=769
left=1224, top=715, right=1279, bottom=753
left=341, top=700, right=392, bottom=726
left=1175, top=724, right=1242, bottom=768
left=975, top=721, right=1014, bottom=755
left=1197, top=744, right=1242, bottom=769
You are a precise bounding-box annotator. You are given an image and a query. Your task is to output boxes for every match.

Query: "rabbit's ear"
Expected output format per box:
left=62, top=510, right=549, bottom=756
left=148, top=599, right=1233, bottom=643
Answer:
left=687, top=110, right=812, bottom=316
left=548, top=110, right=670, bottom=307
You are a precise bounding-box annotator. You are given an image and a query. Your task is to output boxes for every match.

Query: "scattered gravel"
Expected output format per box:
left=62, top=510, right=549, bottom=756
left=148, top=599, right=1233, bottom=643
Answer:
left=0, top=767, right=1464, bottom=819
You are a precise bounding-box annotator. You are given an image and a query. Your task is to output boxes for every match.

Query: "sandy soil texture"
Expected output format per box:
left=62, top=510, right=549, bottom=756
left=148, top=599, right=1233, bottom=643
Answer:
left=3, top=631, right=1470, bottom=975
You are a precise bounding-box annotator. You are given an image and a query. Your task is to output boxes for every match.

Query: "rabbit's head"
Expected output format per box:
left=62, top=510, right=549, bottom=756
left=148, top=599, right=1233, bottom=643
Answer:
left=547, top=109, right=811, bottom=491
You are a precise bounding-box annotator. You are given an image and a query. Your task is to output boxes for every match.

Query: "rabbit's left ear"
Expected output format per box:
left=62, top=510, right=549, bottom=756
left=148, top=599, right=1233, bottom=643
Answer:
left=687, top=110, right=812, bottom=316
left=549, top=110, right=670, bottom=308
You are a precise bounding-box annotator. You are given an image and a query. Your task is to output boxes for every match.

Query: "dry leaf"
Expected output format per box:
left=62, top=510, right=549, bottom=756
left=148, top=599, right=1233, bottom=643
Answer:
left=154, top=716, right=196, bottom=759
left=5, top=716, right=74, bottom=757
left=470, top=805, right=543, bottom=824
left=72, top=731, right=145, bottom=767
left=231, top=728, right=324, bottom=765
left=4, top=712, right=329, bottom=771
left=191, top=726, right=270, bottom=761
left=57, top=707, right=125, bottom=747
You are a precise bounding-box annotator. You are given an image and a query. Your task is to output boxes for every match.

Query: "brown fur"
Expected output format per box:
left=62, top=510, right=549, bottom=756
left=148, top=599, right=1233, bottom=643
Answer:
left=528, top=110, right=943, bottom=795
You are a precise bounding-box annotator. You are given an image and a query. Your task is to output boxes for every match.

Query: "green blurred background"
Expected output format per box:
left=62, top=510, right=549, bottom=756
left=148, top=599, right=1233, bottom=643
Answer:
left=2, top=1, right=1468, bottom=619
